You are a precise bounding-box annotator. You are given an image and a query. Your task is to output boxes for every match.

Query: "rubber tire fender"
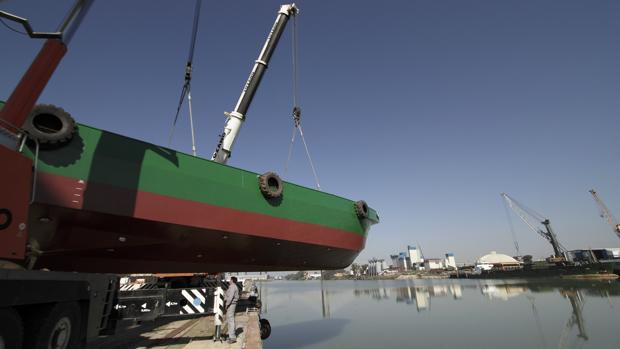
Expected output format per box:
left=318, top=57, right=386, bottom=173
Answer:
left=354, top=200, right=369, bottom=219
left=258, top=172, right=284, bottom=199
left=0, top=208, right=12, bottom=230
left=23, top=301, right=82, bottom=349
left=0, top=307, right=23, bottom=349
left=259, top=318, right=272, bottom=340
left=23, top=104, right=77, bottom=146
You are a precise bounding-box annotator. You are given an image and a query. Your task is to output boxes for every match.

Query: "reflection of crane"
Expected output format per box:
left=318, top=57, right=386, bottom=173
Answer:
left=320, top=276, right=331, bottom=318
left=589, top=189, right=620, bottom=239
left=558, top=290, right=588, bottom=349
left=526, top=295, right=549, bottom=349
left=501, top=193, right=566, bottom=259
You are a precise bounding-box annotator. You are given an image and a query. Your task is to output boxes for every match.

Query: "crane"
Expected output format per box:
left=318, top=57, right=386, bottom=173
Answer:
left=501, top=193, right=566, bottom=259
left=212, top=4, right=299, bottom=164
left=589, top=189, right=620, bottom=239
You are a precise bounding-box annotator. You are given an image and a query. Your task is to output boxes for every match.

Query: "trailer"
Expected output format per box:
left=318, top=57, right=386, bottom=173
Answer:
left=0, top=268, right=235, bottom=348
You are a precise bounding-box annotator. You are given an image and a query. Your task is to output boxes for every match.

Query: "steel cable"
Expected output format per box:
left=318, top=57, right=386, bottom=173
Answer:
left=168, top=0, right=202, bottom=154
left=284, top=14, right=321, bottom=190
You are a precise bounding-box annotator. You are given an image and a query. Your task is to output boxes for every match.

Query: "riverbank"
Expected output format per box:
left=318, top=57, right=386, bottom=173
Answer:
left=326, top=271, right=453, bottom=281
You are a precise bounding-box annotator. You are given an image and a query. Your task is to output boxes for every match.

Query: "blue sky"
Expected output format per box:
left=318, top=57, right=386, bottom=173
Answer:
left=2, top=0, right=619, bottom=264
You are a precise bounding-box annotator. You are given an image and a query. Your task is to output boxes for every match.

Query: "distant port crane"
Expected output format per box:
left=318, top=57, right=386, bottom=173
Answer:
left=589, top=189, right=620, bottom=239
left=501, top=193, right=566, bottom=259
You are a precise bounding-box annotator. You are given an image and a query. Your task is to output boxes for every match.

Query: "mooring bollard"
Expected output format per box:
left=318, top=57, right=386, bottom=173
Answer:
left=213, top=286, right=225, bottom=341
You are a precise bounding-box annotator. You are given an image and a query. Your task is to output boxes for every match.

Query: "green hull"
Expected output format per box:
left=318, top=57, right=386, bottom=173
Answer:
left=22, top=124, right=378, bottom=273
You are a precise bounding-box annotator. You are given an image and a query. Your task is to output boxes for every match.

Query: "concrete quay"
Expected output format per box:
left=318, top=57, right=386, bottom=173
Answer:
left=88, top=310, right=263, bottom=349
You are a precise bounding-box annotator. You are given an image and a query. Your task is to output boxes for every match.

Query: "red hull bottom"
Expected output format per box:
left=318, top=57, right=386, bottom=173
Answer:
left=27, top=204, right=362, bottom=273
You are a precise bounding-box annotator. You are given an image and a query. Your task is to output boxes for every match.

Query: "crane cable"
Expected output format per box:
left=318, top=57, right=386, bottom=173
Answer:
left=284, top=14, right=321, bottom=190
left=168, top=0, right=202, bottom=156
left=502, top=196, right=521, bottom=256
left=503, top=194, right=568, bottom=255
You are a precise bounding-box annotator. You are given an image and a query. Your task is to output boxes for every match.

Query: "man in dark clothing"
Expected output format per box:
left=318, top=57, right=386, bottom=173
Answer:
left=225, top=276, right=240, bottom=343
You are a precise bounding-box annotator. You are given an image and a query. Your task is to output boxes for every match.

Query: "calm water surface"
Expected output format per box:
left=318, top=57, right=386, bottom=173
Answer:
left=258, top=279, right=619, bottom=349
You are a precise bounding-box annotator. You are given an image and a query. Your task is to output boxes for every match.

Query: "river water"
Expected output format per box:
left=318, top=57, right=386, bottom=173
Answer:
left=258, top=279, right=619, bottom=349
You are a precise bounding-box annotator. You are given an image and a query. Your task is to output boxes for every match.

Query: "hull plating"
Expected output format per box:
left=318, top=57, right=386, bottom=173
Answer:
left=24, top=124, right=378, bottom=273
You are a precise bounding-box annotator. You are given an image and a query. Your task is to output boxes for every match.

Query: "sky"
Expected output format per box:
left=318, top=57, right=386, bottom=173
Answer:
left=1, top=0, right=619, bottom=265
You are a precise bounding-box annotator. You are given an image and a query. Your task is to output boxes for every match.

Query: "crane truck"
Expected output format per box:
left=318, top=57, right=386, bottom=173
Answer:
left=0, top=1, right=298, bottom=347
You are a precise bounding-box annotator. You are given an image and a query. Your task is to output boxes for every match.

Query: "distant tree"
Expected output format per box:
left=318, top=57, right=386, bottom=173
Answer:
left=284, top=271, right=306, bottom=280
left=361, top=264, right=369, bottom=275
left=523, top=255, right=533, bottom=264
left=322, top=269, right=346, bottom=280
left=351, top=263, right=361, bottom=277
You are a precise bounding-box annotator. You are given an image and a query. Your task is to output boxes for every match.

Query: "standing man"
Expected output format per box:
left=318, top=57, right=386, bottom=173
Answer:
left=225, top=276, right=240, bottom=343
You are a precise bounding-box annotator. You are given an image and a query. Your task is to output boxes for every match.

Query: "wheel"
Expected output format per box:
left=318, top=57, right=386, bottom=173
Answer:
left=258, top=172, right=283, bottom=199
left=354, top=200, right=369, bottom=219
left=23, top=104, right=77, bottom=146
left=0, top=308, right=23, bottom=349
left=259, top=318, right=271, bottom=340
left=23, top=302, right=82, bottom=349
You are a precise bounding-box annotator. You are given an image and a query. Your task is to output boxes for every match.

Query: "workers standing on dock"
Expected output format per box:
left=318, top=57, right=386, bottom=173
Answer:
left=225, top=276, right=240, bottom=343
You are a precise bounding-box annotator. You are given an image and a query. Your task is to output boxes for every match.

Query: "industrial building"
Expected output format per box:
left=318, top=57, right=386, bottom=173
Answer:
left=408, top=245, right=424, bottom=264
left=390, top=252, right=410, bottom=271
left=423, top=259, right=444, bottom=271
left=389, top=245, right=458, bottom=271
left=445, top=253, right=457, bottom=270
left=368, top=258, right=389, bottom=276
left=566, top=248, right=620, bottom=262
left=305, top=271, right=322, bottom=279
left=475, top=251, right=521, bottom=271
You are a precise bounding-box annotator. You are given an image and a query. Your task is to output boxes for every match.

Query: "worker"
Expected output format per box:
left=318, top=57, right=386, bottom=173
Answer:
left=248, top=283, right=259, bottom=303
left=225, top=276, right=240, bottom=343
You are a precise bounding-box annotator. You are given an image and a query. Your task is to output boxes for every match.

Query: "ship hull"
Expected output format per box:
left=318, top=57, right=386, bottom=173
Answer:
left=18, top=124, right=378, bottom=273
left=30, top=202, right=363, bottom=273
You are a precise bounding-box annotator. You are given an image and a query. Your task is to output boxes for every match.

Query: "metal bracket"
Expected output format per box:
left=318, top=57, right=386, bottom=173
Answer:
left=0, top=11, right=62, bottom=39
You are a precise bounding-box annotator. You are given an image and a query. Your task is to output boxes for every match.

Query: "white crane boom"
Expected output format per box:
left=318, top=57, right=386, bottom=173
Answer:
left=212, top=4, right=299, bottom=164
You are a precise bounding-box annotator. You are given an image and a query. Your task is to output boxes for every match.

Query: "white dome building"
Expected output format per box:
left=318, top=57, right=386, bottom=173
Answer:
left=475, top=251, right=521, bottom=271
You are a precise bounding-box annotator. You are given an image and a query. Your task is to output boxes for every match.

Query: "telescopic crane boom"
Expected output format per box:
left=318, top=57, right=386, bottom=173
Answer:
left=212, top=4, right=299, bottom=164
left=589, top=189, right=620, bottom=239
left=501, top=193, right=566, bottom=258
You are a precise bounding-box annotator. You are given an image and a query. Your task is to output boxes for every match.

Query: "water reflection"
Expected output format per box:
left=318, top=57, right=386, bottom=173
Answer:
left=261, top=280, right=619, bottom=349
left=353, top=282, right=473, bottom=311
left=264, top=319, right=350, bottom=349
left=527, top=289, right=589, bottom=349
left=320, top=277, right=330, bottom=319
left=481, top=284, right=527, bottom=300
left=348, top=281, right=619, bottom=348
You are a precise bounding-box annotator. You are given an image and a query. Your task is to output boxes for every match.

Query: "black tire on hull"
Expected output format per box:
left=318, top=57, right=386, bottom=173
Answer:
left=354, top=200, right=369, bottom=219
left=23, top=302, right=82, bottom=349
left=24, top=104, right=77, bottom=146
left=0, top=308, right=23, bottom=349
left=258, top=172, right=283, bottom=199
